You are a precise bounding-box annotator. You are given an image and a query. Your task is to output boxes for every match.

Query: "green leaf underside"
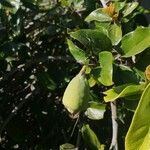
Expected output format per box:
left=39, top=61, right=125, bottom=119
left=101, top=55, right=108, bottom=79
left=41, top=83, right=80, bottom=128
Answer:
left=99, top=51, right=113, bottom=86
left=125, top=83, right=150, bottom=150
left=85, top=101, right=106, bottom=120
left=121, top=27, right=150, bottom=57
left=81, top=124, right=104, bottom=150
left=104, top=84, right=145, bottom=102
left=67, top=39, right=89, bottom=64
left=85, top=8, right=112, bottom=23
left=70, top=29, right=112, bottom=54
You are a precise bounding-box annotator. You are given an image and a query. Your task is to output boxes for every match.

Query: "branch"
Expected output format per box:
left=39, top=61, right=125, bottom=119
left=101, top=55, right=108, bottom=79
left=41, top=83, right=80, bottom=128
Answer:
left=109, top=101, right=118, bottom=150
left=98, top=2, right=118, bottom=149
left=99, top=0, right=111, bottom=7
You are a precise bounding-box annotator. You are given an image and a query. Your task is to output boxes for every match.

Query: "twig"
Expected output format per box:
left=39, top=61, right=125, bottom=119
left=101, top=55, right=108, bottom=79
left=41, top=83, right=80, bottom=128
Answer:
left=70, top=115, right=80, bottom=138
left=109, top=101, right=118, bottom=150
left=76, top=115, right=82, bottom=150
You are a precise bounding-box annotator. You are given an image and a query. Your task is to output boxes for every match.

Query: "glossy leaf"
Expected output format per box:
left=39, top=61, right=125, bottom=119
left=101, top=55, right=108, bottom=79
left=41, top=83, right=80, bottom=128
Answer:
left=125, top=83, right=150, bottom=150
left=114, top=1, right=126, bottom=12
left=95, top=22, right=109, bottom=35
left=122, top=2, right=139, bottom=17
left=99, top=51, right=113, bottom=86
left=70, top=29, right=112, bottom=54
left=81, top=124, right=104, bottom=150
left=85, top=8, right=112, bottom=23
left=104, top=84, right=145, bottom=102
left=121, top=27, right=150, bottom=57
left=85, top=101, right=106, bottom=120
left=108, top=23, right=122, bottom=45
left=67, top=39, right=89, bottom=64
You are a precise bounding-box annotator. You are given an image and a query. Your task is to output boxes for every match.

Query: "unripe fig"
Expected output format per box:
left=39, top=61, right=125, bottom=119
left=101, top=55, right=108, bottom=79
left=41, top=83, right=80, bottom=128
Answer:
left=62, top=68, right=90, bottom=116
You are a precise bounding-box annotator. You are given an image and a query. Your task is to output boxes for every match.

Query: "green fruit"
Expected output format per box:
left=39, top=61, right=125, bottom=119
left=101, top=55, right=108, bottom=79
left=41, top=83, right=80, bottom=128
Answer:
left=62, top=72, right=90, bottom=115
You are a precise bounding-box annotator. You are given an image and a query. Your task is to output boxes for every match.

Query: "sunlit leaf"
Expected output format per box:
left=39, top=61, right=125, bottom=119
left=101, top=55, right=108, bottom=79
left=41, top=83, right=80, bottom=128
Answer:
left=67, top=39, right=89, bottom=64
left=125, top=83, right=150, bottom=150
left=104, top=84, right=145, bottom=102
left=88, top=76, right=96, bottom=87
left=122, top=2, right=139, bottom=17
left=85, top=8, right=112, bottom=23
left=85, top=101, right=106, bottom=120
left=121, top=27, right=150, bottom=57
left=98, top=51, right=113, bottom=86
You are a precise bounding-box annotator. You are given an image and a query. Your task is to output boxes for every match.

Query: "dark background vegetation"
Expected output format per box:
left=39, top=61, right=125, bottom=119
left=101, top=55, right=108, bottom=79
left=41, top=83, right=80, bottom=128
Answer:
left=0, top=0, right=149, bottom=149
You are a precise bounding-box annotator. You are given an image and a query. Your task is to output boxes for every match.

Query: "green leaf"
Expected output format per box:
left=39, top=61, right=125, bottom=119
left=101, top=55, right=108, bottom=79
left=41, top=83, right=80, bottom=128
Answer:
left=85, top=101, right=106, bottom=120
left=98, top=51, right=113, bottom=86
left=88, top=76, right=96, bottom=87
left=125, top=83, right=150, bottom=150
left=104, top=84, right=145, bottom=102
left=85, top=8, right=112, bottom=23
left=122, top=2, right=139, bottom=17
left=67, top=39, right=89, bottom=64
left=108, top=23, right=122, bottom=45
left=59, top=143, right=76, bottom=150
left=133, top=67, right=145, bottom=81
left=81, top=124, right=104, bottom=150
left=121, top=27, right=150, bottom=57
left=114, top=1, right=126, bottom=12
left=135, top=48, right=150, bottom=71
left=113, top=64, right=140, bottom=84
left=95, top=22, right=110, bottom=35
left=70, top=29, right=112, bottom=54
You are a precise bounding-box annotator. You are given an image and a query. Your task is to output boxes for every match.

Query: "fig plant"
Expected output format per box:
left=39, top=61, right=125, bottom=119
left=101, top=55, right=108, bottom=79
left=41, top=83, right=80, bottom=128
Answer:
left=0, top=0, right=150, bottom=149
left=61, top=0, right=150, bottom=149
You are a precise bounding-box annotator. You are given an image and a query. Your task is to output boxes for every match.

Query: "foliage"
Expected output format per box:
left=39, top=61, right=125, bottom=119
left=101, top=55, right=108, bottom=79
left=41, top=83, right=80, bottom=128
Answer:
left=0, top=0, right=150, bottom=149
